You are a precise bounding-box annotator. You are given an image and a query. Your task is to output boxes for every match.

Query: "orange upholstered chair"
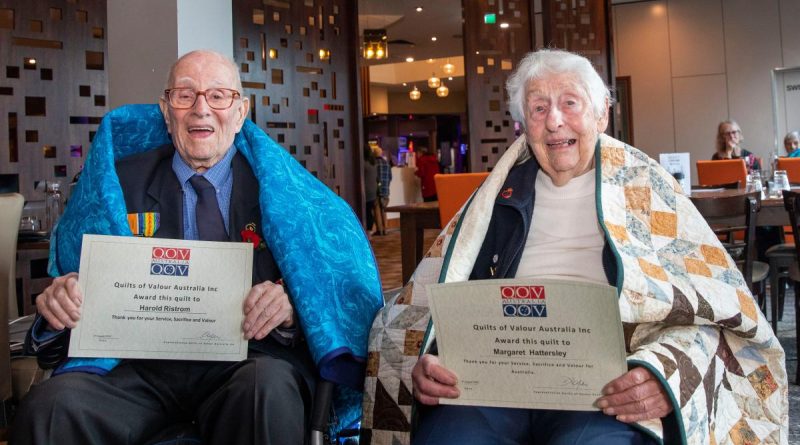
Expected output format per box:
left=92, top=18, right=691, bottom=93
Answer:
left=696, top=159, right=747, bottom=187
left=777, top=157, right=800, bottom=184
left=434, top=172, right=489, bottom=225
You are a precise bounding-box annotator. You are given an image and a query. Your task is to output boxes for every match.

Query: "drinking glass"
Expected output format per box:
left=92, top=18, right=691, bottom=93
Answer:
left=774, top=170, right=790, bottom=198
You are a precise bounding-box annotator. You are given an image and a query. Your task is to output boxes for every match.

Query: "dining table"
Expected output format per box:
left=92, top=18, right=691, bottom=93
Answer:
left=386, top=201, right=441, bottom=283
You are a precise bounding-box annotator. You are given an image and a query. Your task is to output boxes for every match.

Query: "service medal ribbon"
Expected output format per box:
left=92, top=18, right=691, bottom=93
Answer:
left=127, top=212, right=160, bottom=237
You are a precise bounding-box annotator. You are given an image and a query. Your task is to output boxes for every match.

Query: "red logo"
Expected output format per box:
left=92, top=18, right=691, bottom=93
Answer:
left=500, top=285, right=545, bottom=300
left=501, top=188, right=513, bottom=199
left=151, top=247, right=191, bottom=261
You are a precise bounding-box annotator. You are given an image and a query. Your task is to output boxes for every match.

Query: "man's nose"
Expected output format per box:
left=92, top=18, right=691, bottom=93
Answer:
left=192, top=93, right=212, bottom=114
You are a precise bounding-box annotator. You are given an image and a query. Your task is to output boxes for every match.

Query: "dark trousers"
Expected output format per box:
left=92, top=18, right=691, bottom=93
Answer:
left=366, top=199, right=376, bottom=232
left=10, top=351, right=313, bottom=445
left=413, top=405, right=658, bottom=445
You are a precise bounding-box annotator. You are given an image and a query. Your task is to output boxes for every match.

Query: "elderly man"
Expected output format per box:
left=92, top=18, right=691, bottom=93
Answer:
left=11, top=50, right=381, bottom=445
left=361, top=49, right=787, bottom=445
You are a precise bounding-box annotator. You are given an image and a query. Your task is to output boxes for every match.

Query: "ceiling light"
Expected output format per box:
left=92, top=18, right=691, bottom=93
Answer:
left=427, top=73, right=441, bottom=89
left=500, top=22, right=509, bottom=29
left=448, top=77, right=453, bottom=81
left=409, top=86, right=421, bottom=101
left=431, top=36, right=437, bottom=41
left=405, top=57, right=414, bottom=62
left=442, top=60, right=455, bottom=75
left=402, top=82, right=407, bottom=86
left=436, top=83, right=449, bottom=98
left=362, top=29, right=388, bottom=60
left=427, top=58, right=434, bottom=63
left=416, top=6, right=423, bottom=12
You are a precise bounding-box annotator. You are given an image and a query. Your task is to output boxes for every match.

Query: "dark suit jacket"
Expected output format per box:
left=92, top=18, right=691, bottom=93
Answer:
left=114, top=144, right=315, bottom=382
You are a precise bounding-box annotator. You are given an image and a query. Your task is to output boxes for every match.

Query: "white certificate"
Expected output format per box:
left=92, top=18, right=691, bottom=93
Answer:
left=427, top=279, right=627, bottom=411
left=69, top=234, right=253, bottom=361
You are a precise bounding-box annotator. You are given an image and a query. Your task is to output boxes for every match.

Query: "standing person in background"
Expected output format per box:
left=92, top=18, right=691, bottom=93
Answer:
left=415, top=146, right=441, bottom=202
left=712, top=120, right=762, bottom=172
left=785, top=131, right=800, bottom=157
left=374, top=144, right=392, bottom=236
left=364, top=144, right=379, bottom=237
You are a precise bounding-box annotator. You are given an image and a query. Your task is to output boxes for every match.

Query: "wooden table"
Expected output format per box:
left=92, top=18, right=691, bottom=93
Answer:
left=386, top=202, right=441, bottom=283
left=689, top=189, right=788, bottom=226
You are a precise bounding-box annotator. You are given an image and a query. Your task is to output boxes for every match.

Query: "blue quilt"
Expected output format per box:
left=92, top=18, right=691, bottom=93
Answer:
left=50, top=104, right=383, bottom=431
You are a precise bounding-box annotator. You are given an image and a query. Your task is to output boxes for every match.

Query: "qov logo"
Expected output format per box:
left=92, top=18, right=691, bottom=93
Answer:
left=500, top=285, right=546, bottom=317
left=150, top=247, right=191, bottom=277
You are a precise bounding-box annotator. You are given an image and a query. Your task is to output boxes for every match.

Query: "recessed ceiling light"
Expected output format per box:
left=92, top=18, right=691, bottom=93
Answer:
left=416, top=6, right=423, bottom=12
left=405, top=57, right=414, bottom=62
left=448, top=77, right=453, bottom=81
left=475, top=51, right=480, bottom=55
left=431, top=36, right=437, bottom=41
left=500, top=22, right=510, bottom=29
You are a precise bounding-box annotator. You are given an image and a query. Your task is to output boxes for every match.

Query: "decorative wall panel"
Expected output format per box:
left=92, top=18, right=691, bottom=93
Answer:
left=0, top=0, right=107, bottom=203
left=233, top=0, right=361, bottom=207
left=463, top=0, right=534, bottom=172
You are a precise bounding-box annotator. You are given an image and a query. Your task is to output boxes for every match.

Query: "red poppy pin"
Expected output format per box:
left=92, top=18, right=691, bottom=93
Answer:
left=501, top=188, right=513, bottom=199
left=241, top=222, right=266, bottom=250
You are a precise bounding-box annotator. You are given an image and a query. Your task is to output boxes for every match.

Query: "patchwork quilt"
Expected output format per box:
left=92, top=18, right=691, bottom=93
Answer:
left=360, top=134, right=788, bottom=444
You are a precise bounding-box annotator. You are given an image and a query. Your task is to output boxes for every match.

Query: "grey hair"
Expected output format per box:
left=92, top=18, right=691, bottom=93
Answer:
left=506, top=49, right=611, bottom=129
left=785, top=130, right=800, bottom=145
left=164, top=50, right=243, bottom=92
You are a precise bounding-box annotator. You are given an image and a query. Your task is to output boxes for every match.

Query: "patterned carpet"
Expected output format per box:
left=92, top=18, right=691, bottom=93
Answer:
left=369, top=228, right=800, bottom=441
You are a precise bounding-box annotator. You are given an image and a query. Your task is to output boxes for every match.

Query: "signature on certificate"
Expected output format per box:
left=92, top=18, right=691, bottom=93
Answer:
left=184, top=331, right=227, bottom=342
left=560, top=377, right=588, bottom=388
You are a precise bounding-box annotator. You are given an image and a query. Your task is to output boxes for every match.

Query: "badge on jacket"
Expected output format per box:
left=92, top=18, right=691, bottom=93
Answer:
left=127, top=212, right=160, bottom=237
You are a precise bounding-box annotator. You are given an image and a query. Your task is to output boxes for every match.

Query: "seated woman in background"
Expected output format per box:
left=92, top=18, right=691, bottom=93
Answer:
left=712, top=120, right=761, bottom=172
left=785, top=130, right=800, bottom=157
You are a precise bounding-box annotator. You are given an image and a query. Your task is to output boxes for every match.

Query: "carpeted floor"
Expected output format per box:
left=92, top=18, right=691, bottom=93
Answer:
left=369, top=228, right=800, bottom=441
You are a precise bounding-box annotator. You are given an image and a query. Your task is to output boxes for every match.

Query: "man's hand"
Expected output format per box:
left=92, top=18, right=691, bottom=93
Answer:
left=595, top=367, right=673, bottom=423
left=242, top=280, right=293, bottom=340
left=412, top=354, right=460, bottom=405
left=37, top=272, right=82, bottom=330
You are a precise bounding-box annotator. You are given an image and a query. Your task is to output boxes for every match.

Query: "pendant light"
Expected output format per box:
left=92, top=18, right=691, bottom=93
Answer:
left=409, top=85, right=421, bottom=100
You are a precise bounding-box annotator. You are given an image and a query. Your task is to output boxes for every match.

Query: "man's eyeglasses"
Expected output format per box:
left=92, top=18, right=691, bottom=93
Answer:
left=163, top=88, right=241, bottom=110
left=721, top=130, right=741, bottom=137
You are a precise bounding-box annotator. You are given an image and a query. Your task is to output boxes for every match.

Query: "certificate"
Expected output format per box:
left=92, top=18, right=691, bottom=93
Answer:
left=68, top=235, right=253, bottom=361
left=427, top=279, right=627, bottom=411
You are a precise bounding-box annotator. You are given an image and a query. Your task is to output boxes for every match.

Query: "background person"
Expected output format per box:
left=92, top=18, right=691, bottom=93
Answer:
left=364, top=144, right=379, bottom=236
left=415, top=146, right=440, bottom=202
left=785, top=130, right=800, bottom=157
left=712, top=120, right=761, bottom=172
left=373, top=144, right=391, bottom=236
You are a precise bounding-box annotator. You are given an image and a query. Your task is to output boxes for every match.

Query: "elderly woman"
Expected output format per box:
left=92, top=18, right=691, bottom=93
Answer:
left=712, top=120, right=762, bottom=172
left=785, top=130, right=800, bottom=157
left=360, top=50, right=787, bottom=445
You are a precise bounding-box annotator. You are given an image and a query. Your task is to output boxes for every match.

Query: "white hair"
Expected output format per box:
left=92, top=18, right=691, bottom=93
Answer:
left=506, top=49, right=612, bottom=128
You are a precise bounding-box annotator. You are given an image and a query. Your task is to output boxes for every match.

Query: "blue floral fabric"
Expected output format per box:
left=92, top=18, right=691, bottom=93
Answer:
left=50, top=104, right=383, bottom=431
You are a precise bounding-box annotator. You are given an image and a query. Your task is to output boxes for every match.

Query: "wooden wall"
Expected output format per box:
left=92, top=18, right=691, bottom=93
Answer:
left=462, top=0, right=534, bottom=172
left=0, top=0, right=107, bottom=206
left=232, top=0, right=363, bottom=208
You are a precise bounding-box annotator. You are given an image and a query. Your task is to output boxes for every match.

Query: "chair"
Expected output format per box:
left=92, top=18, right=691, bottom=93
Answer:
left=690, top=192, right=769, bottom=305
left=696, top=159, right=747, bottom=187
left=777, top=157, right=800, bottom=183
left=781, top=190, right=800, bottom=382
left=0, top=193, right=24, bottom=427
left=434, top=172, right=490, bottom=225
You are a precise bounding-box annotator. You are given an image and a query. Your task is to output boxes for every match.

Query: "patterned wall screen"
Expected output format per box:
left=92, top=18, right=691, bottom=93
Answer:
left=233, top=0, right=360, bottom=206
left=0, top=0, right=107, bottom=201
left=463, top=0, right=534, bottom=172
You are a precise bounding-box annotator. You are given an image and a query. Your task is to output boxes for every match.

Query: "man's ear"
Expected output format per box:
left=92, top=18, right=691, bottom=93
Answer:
left=159, top=98, right=172, bottom=132
left=235, top=96, right=250, bottom=132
